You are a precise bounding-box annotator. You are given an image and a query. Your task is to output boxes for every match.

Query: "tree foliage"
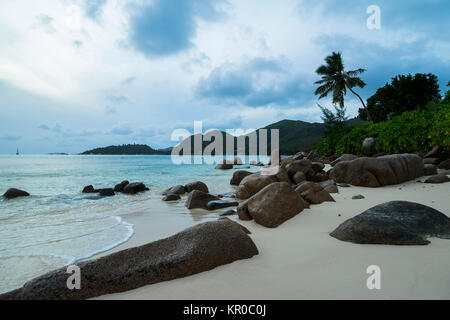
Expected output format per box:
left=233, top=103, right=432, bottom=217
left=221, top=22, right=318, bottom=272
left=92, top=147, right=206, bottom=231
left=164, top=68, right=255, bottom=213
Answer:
left=359, top=73, right=442, bottom=123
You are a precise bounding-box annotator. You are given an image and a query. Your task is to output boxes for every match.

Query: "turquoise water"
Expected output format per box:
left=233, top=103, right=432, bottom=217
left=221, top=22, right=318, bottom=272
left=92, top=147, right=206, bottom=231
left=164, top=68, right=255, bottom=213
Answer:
left=0, top=155, right=266, bottom=293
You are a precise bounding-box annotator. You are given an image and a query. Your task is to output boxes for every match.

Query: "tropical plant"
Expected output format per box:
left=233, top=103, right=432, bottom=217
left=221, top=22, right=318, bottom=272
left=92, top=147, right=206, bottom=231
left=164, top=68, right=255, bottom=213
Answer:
left=314, top=52, right=372, bottom=121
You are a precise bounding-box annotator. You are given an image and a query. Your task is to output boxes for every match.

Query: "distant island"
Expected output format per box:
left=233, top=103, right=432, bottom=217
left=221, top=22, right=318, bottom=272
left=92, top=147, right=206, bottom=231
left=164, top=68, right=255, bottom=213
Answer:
left=80, top=144, right=172, bottom=155
left=80, top=118, right=364, bottom=156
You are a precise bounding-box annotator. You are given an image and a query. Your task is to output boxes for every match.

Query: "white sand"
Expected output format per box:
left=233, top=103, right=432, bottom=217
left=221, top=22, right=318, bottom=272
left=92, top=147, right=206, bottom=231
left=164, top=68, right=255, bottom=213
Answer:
left=95, top=173, right=450, bottom=300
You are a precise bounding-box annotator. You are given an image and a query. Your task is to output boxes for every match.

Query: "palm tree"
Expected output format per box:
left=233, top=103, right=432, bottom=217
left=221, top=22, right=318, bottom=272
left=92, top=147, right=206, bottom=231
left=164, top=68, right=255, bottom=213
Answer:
left=314, top=52, right=372, bottom=121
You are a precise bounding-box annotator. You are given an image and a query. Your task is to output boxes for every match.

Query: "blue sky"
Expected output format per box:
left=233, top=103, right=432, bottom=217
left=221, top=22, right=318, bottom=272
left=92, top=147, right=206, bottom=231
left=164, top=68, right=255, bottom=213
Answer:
left=0, top=0, right=449, bottom=153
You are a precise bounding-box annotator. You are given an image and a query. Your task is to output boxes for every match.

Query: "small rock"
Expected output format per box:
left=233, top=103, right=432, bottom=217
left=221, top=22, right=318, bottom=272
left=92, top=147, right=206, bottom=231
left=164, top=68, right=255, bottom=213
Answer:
left=352, top=195, right=365, bottom=200
left=185, top=181, right=209, bottom=194
left=163, top=185, right=186, bottom=195
left=82, top=185, right=97, bottom=194
left=163, top=194, right=181, bottom=201
left=219, top=210, right=237, bottom=217
left=185, top=190, right=220, bottom=210
left=424, top=175, right=450, bottom=184
left=324, top=185, right=339, bottom=194
left=3, top=188, right=30, bottom=199
left=362, top=137, right=376, bottom=155
left=216, top=163, right=233, bottom=170
left=207, top=200, right=239, bottom=211
left=114, top=181, right=129, bottom=192
left=122, top=182, right=149, bottom=194
left=337, top=183, right=351, bottom=188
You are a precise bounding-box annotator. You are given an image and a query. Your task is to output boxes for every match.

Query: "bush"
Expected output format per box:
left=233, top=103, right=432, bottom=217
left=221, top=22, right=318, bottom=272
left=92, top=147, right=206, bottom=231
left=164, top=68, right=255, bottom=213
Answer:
left=318, top=103, right=450, bottom=156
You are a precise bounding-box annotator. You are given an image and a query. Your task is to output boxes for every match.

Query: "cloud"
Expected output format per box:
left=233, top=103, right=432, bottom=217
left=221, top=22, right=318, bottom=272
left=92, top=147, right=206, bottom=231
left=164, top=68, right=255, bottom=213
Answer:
left=105, top=105, right=117, bottom=114
left=33, top=14, right=56, bottom=34
left=122, top=77, right=136, bottom=85
left=127, top=0, right=227, bottom=57
left=38, top=124, right=50, bottom=130
left=106, top=95, right=129, bottom=103
left=111, top=123, right=133, bottom=135
left=195, top=57, right=314, bottom=107
left=81, top=0, right=107, bottom=20
left=0, top=135, right=21, bottom=141
left=73, top=40, right=83, bottom=49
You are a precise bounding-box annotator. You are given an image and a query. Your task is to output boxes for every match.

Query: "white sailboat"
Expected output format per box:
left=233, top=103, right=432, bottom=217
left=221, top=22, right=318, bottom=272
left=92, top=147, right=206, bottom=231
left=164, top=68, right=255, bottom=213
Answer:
left=16, top=148, right=19, bottom=155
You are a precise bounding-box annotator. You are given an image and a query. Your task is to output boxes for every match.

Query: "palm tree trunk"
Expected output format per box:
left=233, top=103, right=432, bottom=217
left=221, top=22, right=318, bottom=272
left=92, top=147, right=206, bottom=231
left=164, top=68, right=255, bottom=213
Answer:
left=348, top=87, right=373, bottom=122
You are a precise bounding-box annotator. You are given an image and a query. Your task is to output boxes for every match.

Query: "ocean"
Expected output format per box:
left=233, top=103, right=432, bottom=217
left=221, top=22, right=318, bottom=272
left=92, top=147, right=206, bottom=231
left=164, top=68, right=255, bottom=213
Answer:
left=0, top=154, right=266, bottom=294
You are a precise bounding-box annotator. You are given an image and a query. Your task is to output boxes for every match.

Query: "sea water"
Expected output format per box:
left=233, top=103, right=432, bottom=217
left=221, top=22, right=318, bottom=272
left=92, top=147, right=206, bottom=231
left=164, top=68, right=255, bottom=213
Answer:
left=0, top=154, right=267, bottom=293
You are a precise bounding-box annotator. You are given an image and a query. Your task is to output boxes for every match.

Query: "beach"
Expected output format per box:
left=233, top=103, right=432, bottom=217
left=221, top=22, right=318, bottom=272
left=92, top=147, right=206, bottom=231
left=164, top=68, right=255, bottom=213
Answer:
left=94, top=167, right=450, bottom=300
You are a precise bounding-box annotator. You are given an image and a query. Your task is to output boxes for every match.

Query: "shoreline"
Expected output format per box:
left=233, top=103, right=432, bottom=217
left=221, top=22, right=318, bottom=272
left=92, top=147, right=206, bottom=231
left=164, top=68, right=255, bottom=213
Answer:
left=93, top=169, right=450, bottom=300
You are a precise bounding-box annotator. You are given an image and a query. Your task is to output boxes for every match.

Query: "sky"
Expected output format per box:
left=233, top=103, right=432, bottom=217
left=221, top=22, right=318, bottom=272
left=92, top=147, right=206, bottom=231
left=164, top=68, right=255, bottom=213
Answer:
left=0, top=0, right=449, bottom=154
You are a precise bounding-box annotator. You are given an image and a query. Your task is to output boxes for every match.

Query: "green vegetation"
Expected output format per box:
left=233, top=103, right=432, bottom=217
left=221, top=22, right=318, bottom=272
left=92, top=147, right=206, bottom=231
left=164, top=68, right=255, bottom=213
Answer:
left=317, top=103, right=450, bottom=157
left=314, top=52, right=449, bottom=157
left=358, top=73, right=441, bottom=123
left=81, top=144, right=171, bottom=155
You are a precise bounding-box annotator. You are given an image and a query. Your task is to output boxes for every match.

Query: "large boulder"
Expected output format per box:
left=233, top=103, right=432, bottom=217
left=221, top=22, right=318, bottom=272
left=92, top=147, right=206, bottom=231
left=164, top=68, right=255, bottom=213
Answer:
left=185, top=181, right=209, bottom=194
left=122, top=182, right=149, bottom=194
left=185, top=190, right=220, bottom=210
left=330, top=154, right=358, bottom=167
left=243, top=182, right=307, bottom=228
left=3, top=188, right=30, bottom=199
left=230, top=171, right=253, bottom=186
left=0, top=219, right=258, bottom=300
left=330, top=201, right=450, bottom=245
left=329, top=154, right=424, bottom=187
left=235, top=166, right=289, bottom=199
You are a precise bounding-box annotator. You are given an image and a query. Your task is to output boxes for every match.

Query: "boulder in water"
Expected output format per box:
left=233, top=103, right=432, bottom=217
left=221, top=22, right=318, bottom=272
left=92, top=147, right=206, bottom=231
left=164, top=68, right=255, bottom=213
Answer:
left=3, top=188, right=30, bottom=199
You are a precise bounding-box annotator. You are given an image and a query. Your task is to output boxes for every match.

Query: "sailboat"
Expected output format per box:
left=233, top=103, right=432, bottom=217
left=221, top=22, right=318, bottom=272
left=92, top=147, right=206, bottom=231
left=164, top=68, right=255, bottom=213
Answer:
left=16, top=148, right=19, bottom=155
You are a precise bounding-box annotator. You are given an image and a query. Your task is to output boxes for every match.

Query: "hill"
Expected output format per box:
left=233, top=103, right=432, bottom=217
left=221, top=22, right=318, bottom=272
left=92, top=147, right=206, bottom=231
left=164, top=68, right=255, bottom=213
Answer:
left=80, top=144, right=172, bottom=155
left=172, top=118, right=363, bottom=155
